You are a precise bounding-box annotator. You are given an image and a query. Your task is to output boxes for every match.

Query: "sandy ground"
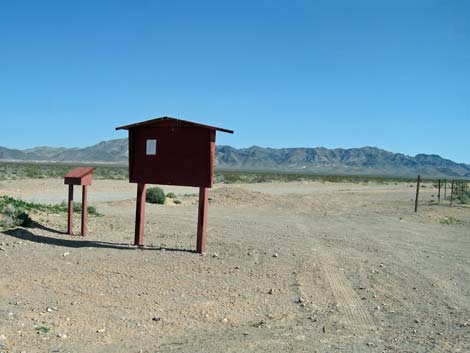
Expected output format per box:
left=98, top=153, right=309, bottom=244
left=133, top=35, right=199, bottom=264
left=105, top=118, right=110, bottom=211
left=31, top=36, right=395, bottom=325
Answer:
left=0, top=179, right=469, bottom=353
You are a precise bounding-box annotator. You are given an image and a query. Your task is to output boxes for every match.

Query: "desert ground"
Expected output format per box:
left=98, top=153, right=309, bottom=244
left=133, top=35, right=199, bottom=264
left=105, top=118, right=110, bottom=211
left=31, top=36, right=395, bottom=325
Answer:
left=1, top=178, right=469, bottom=352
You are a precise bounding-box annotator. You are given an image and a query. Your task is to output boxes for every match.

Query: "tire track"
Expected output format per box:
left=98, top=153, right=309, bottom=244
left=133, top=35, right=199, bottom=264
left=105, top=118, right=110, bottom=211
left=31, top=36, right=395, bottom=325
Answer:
left=292, top=217, right=381, bottom=351
left=323, top=264, right=375, bottom=331
left=293, top=218, right=375, bottom=331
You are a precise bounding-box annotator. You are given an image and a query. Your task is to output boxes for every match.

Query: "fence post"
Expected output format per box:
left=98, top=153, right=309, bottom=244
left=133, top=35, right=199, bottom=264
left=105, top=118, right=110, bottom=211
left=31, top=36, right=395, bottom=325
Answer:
left=415, top=175, right=421, bottom=213
left=450, top=180, right=454, bottom=207
left=438, top=179, right=441, bottom=204
left=444, top=179, right=447, bottom=200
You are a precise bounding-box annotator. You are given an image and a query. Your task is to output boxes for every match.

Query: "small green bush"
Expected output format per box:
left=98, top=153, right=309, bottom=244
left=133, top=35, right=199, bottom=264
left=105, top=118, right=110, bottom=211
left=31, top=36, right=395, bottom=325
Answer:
left=16, top=211, right=33, bottom=227
left=60, top=201, right=101, bottom=215
left=87, top=205, right=98, bottom=214
left=0, top=204, right=32, bottom=228
left=458, top=194, right=470, bottom=204
left=73, top=202, right=82, bottom=213
left=146, top=187, right=166, bottom=204
left=35, top=326, right=50, bottom=333
left=0, top=196, right=100, bottom=230
left=440, top=216, right=466, bottom=225
left=166, top=192, right=177, bottom=199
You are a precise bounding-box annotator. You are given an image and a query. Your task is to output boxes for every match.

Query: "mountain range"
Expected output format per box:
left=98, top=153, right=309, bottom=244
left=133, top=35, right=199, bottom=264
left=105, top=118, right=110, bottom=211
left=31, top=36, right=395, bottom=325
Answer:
left=0, top=139, right=469, bottom=178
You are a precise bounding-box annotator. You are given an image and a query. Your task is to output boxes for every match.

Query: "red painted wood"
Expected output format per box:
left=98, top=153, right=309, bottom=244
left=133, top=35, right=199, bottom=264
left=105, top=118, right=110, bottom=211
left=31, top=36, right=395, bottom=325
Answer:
left=128, top=131, right=135, bottom=183
left=196, top=187, right=209, bottom=254
left=129, top=127, right=213, bottom=187
left=67, top=185, right=74, bottom=235
left=64, top=167, right=94, bottom=186
left=135, top=183, right=146, bottom=246
left=116, top=116, right=234, bottom=134
left=64, top=166, right=95, bottom=178
left=116, top=117, right=232, bottom=253
left=81, top=185, right=87, bottom=236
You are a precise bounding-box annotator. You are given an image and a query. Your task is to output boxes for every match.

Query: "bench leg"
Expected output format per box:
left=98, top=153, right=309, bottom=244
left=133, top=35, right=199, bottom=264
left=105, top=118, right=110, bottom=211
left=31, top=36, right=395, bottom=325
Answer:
left=67, top=185, right=74, bottom=235
left=81, top=185, right=87, bottom=236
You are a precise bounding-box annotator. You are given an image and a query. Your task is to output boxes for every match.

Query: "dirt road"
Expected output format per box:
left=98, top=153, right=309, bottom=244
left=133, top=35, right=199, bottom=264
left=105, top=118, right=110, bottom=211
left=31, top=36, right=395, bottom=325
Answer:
left=1, top=179, right=469, bottom=352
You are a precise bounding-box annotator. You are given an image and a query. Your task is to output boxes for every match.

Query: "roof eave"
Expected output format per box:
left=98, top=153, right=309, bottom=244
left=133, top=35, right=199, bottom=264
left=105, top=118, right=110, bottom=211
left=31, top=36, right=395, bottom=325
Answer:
left=115, top=125, right=233, bottom=134
left=115, top=117, right=234, bottom=134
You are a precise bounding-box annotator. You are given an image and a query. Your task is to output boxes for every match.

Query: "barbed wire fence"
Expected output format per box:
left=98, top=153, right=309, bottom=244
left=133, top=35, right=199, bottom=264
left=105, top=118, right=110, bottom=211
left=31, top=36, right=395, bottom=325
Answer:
left=414, top=176, right=469, bottom=212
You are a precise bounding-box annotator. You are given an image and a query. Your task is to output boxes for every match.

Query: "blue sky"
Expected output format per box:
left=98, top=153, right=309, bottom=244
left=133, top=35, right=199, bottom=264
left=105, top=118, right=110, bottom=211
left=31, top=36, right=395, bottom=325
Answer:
left=1, top=0, right=469, bottom=163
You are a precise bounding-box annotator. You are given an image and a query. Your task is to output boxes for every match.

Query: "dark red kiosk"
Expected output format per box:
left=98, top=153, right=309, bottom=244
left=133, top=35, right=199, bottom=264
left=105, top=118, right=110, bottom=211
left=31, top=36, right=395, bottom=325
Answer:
left=116, top=117, right=233, bottom=254
left=64, top=166, right=95, bottom=236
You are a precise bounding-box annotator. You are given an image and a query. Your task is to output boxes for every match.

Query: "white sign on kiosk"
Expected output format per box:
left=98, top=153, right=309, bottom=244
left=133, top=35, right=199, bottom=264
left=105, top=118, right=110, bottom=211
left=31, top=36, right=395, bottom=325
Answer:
left=146, top=139, right=157, bottom=155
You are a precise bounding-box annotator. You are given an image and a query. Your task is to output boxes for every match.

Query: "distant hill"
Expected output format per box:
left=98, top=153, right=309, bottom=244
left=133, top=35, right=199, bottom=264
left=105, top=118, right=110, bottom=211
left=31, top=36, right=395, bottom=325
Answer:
left=1, top=139, right=469, bottom=178
left=0, top=139, right=128, bottom=163
left=216, top=145, right=470, bottom=178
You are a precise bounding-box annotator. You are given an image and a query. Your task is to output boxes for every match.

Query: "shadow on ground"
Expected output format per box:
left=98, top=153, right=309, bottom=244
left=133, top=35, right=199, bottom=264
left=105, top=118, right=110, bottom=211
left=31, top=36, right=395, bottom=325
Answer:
left=2, top=225, right=195, bottom=253
left=32, top=221, right=68, bottom=235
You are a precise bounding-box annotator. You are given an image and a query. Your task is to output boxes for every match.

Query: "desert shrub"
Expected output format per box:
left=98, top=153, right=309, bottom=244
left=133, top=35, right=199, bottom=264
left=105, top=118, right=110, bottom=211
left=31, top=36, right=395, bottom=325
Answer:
left=0, top=204, right=32, bottom=228
left=35, top=326, right=50, bottom=333
left=166, top=192, right=177, bottom=199
left=146, top=187, right=166, bottom=204
left=0, top=197, right=102, bottom=216
left=214, top=170, right=416, bottom=185
left=458, top=193, right=470, bottom=205
left=0, top=161, right=129, bottom=181
left=73, top=202, right=82, bottom=212
left=174, top=199, right=182, bottom=204
left=2, top=162, right=426, bottom=185
left=16, top=211, right=33, bottom=227
left=0, top=196, right=100, bottom=229
left=72, top=202, right=100, bottom=215
left=87, top=205, right=98, bottom=214
left=440, top=216, right=466, bottom=225
left=3, top=196, right=65, bottom=213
